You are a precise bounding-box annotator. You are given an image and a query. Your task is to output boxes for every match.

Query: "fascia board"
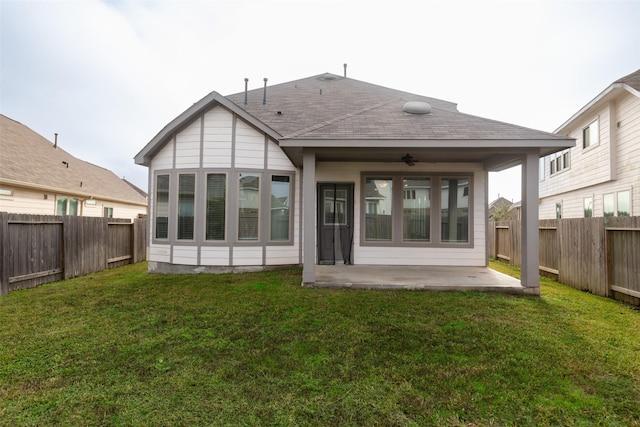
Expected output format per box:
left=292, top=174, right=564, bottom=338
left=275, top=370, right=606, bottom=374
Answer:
left=279, top=138, right=575, bottom=149
left=553, top=83, right=632, bottom=134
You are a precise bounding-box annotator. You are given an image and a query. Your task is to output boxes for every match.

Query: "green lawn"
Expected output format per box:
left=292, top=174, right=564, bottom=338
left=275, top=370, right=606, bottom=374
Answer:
left=1, top=261, right=639, bottom=426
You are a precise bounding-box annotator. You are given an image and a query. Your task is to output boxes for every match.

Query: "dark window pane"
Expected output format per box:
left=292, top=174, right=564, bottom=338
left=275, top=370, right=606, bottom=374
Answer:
left=441, top=178, right=469, bottom=243
left=155, top=175, right=169, bottom=239
left=177, top=174, right=195, bottom=240
left=205, top=174, right=226, bottom=240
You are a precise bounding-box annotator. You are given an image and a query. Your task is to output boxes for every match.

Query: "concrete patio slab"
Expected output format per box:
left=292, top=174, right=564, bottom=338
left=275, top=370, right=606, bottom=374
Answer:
left=306, top=264, right=537, bottom=295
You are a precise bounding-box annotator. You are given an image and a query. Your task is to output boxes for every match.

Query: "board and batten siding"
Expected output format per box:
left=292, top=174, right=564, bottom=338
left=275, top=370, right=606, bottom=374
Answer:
left=540, top=93, right=640, bottom=219
left=235, top=120, right=265, bottom=169
left=315, top=161, right=486, bottom=267
left=147, top=104, right=300, bottom=269
left=202, top=107, right=233, bottom=168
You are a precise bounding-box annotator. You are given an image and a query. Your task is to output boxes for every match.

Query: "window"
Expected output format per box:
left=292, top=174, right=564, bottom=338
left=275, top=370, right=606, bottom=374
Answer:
left=56, top=197, right=79, bottom=216
left=441, top=178, right=469, bottom=243
left=583, top=197, right=593, bottom=218
left=603, top=193, right=615, bottom=219
left=583, top=119, right=599, bottom=149
left=363, top=174, right=471, bottom=246
left=323, top=188, right=347, bottom=225
left=205, top=174, right=226, bottom=240
left=68, top=199, right=78, bottom=216
left=270, top=175, right=291, bottom=241
left=177, top=174, right=195, bottom=240
left=403, top=178, right=430, bottom=242
left=617, top=190, right=631, bottom=216
left=155, top=174, right=170, bottom=239
left=556, top=202, right=562, bottom=219
left=104, top=207, right=113, bottom=218
left=364, top=178, right=392, bottom=241
left=238, top=173, right=260, bottom=240
left=56, top=197, right=67, bottom=215
left=550, top=150, right=570, bottom=175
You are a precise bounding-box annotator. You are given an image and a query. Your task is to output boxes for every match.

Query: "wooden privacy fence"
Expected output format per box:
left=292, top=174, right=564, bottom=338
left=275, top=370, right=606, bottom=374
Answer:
left=489, top=217, right=640, bottom=305
left=0, top=213, right=148, bottom=295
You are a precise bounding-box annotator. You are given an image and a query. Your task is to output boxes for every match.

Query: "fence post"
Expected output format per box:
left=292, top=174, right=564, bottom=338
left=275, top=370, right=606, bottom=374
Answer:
left=0, top=212, right=9, bottom=296
left=130, top=220, right=136, bottom=264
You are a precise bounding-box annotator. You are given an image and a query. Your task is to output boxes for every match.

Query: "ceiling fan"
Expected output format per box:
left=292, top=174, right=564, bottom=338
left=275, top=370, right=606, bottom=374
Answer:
left=401, top=153, right=416, bottom=166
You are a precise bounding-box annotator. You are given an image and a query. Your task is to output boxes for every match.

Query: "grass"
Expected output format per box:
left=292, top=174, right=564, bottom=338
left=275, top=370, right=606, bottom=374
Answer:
left=1, top=261, right=639, bottom=426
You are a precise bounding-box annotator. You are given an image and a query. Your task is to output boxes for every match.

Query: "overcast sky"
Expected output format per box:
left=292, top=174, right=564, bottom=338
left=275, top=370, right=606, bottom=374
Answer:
left=1, top=0, right=639, bottom=202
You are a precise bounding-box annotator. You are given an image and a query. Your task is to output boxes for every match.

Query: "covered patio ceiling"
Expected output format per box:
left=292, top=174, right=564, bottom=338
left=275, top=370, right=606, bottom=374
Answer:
left=279, top=143, right=563, bottom=172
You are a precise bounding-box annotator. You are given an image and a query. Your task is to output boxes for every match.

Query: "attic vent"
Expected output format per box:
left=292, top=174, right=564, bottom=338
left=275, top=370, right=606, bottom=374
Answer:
left=318, top=74, right=337, bottom=81
left=403, top=101, right=431, bottom=115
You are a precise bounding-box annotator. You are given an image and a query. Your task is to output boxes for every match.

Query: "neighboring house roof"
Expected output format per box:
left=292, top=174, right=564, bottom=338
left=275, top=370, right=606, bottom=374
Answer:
left=0, top=114, right=147, bottom=206
left=136, top=73, right=574, bottom=169
left=489, top=197, right=513, bottom=210
left=615, top=68, right=640, bottom=91
left=555, top=68, right=640, bottom=134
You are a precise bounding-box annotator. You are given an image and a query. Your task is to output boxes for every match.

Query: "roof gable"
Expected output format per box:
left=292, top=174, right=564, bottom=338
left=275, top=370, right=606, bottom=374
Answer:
left=555, top=68, right=640, bottom=134
left=0, top=115, right=147, bottom=205
left=137, top=72, right=574, bottom=170
left=135, top=92, right=280, bottom=166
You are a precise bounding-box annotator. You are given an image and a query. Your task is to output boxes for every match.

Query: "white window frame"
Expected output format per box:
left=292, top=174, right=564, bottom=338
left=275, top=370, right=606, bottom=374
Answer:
left=582, top=118, right=599, bottom=150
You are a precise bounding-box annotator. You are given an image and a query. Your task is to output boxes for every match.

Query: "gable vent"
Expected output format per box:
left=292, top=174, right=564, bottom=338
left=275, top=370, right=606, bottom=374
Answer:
left=403, top=101, right=431, bottom=115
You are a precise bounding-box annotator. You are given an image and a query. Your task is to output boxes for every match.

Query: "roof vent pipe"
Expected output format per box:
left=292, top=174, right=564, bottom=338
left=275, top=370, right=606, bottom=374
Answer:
left=344, top=63, right=347, bottom=78
left=54, top=133, right=58, bottom=148
left=262, top=78, right=268, bottom=105
left=244, top=78, right=249, bottom=105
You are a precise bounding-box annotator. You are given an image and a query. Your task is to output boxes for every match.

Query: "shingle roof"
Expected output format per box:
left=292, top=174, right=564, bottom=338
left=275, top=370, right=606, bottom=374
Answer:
left=1, top=114, right=147, bottom=205
left=225, top=73, right=566, bottom=141
left=616, top=68, right=640, bottom=91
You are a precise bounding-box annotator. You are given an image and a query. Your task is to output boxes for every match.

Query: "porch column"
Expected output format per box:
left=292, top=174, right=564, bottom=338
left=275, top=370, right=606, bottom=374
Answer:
left=521, top=151, right=540, bottom=293
left=302, top=150, right=316, bottom=283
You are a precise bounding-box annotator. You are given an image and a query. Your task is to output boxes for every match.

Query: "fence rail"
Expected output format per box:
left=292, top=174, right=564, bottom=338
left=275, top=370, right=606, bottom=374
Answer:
left=489, top=217, right=640, bottom=306
left=0, top=213, right=147, bottom=295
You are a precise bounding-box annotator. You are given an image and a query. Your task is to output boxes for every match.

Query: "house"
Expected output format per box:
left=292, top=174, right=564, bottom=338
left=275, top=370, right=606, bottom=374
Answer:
left=488, top=196, right=513, bottom=220
left=135, top=72, right=574, bottom=292
left=0, top=114, right=147, bottom=219
left=539, top=69, right=640, bottom=219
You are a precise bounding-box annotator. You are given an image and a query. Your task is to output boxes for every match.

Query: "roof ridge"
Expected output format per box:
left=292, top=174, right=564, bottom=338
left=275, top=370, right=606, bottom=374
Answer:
left=282, top=98, right=401, bottom=139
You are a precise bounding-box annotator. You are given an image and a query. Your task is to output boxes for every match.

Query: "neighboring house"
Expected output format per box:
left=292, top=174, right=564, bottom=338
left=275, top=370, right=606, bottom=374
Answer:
left=488, top=196, right=513, bottom=220
left=0, top=114, right=147, bottom=220
left=540, top=69, right=640, bottom=219
left=135, top=73, right=574, bottom=290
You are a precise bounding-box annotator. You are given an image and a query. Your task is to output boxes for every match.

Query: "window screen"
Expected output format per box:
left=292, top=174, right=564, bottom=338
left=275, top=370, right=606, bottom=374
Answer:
left=155, top=175, right=169, bottom=239
left=206, top=174, right=226, bottom=240
left=270, top=175, right=290, bottom=241
left=177, top=174, right=195, bottom=240
left=238, top=173, right=260, bottom=240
